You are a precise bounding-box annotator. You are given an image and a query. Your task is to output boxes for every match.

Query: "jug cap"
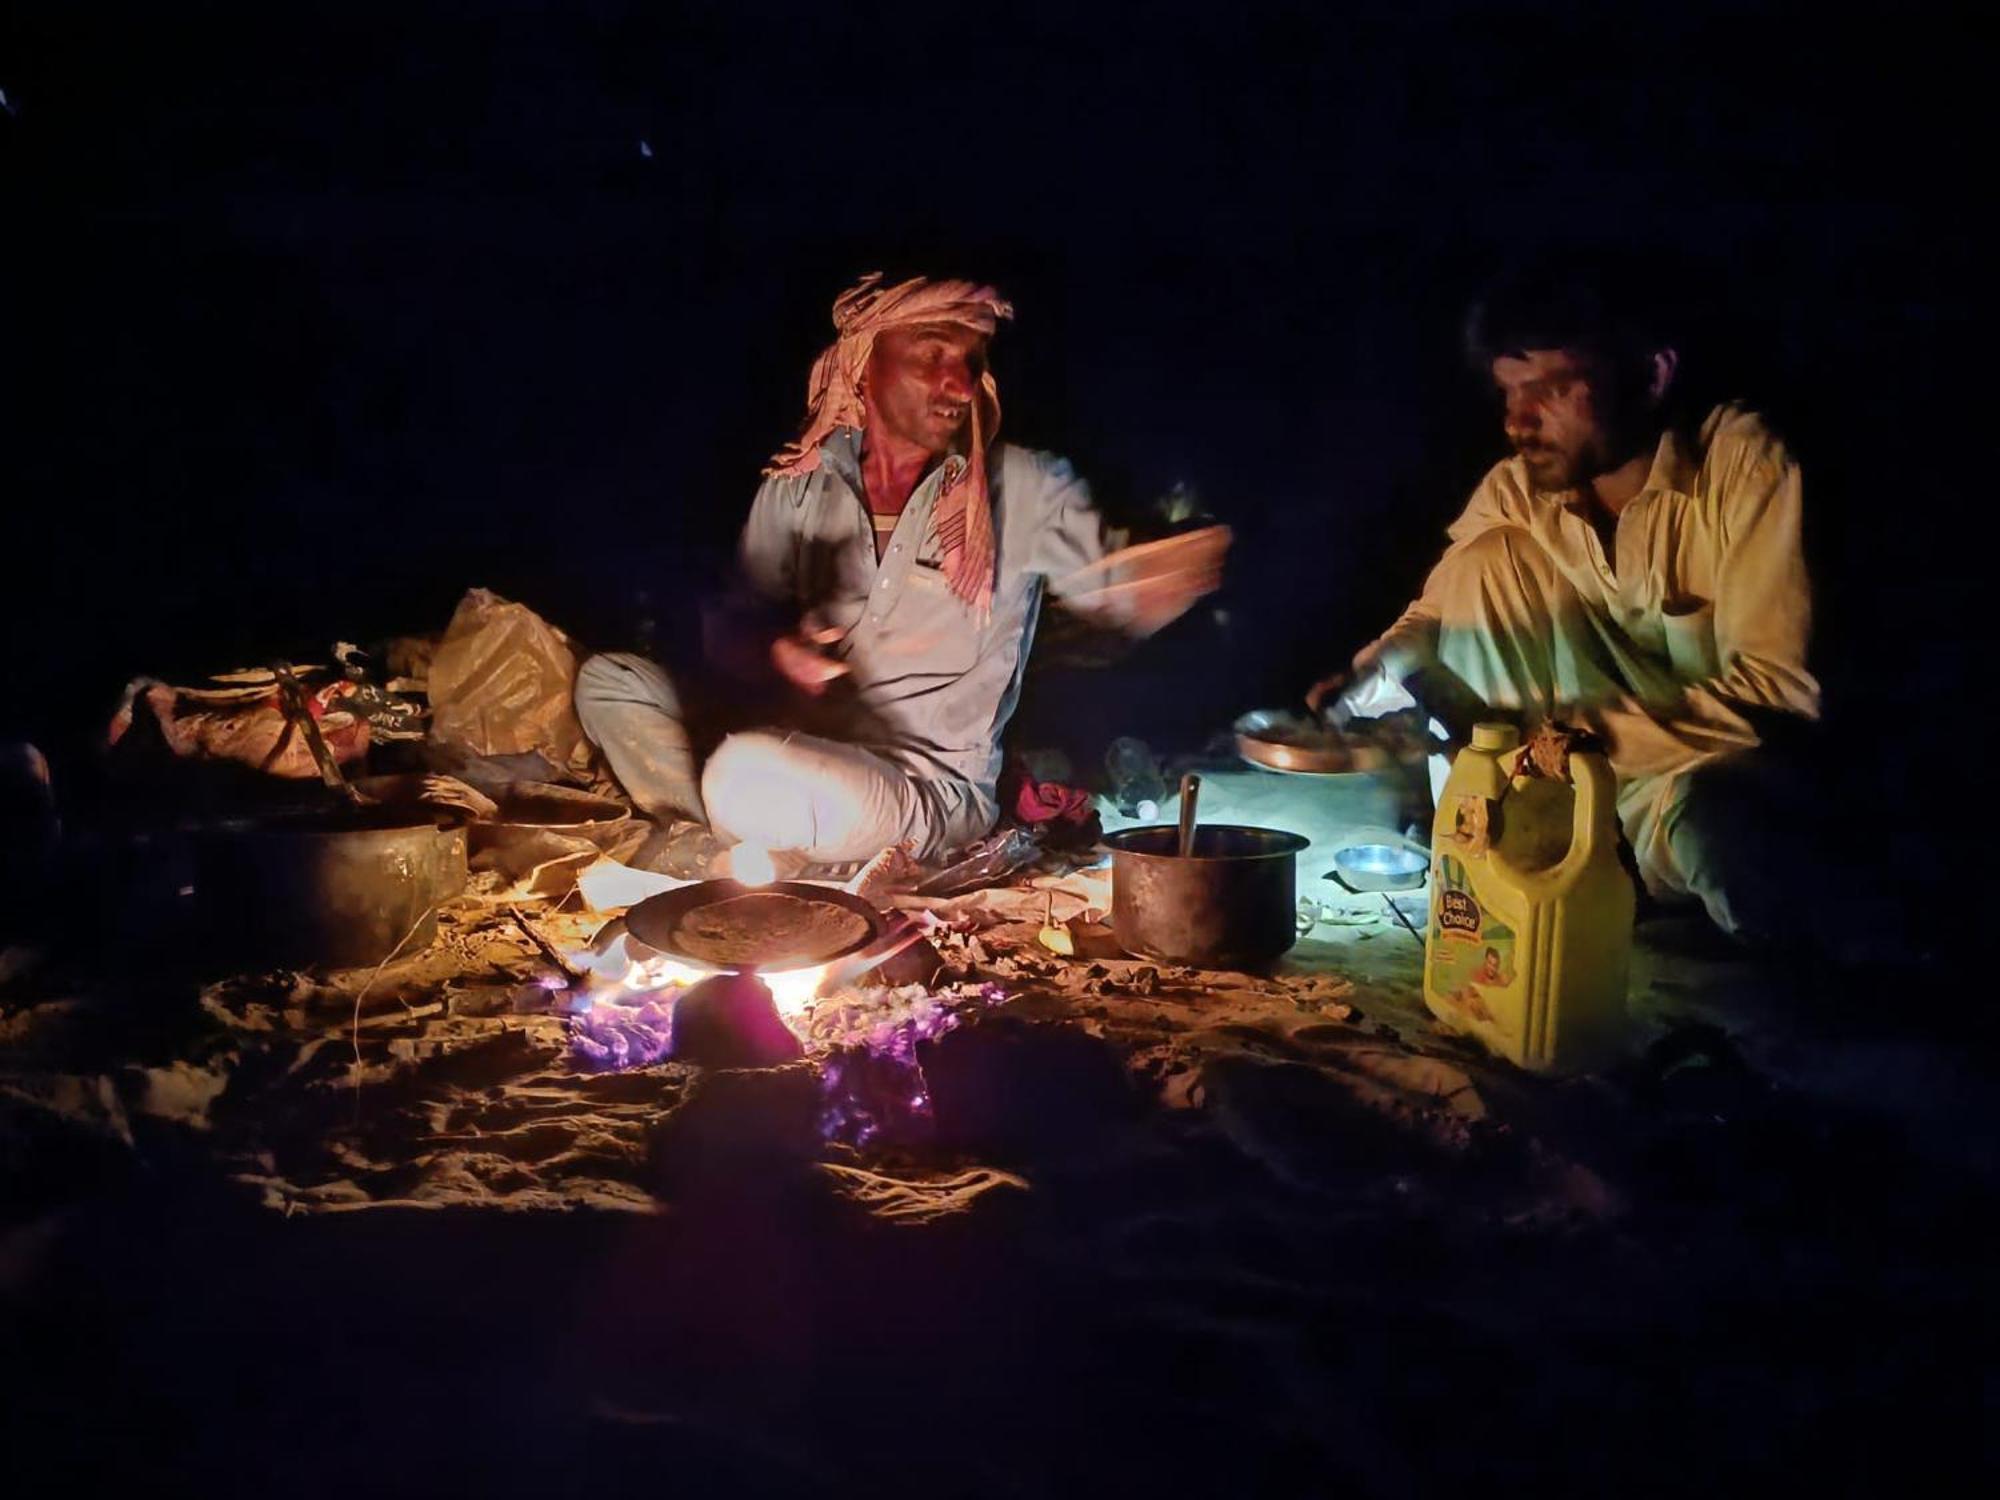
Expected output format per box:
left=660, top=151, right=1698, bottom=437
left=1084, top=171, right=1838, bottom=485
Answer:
left=1471, top=722, right=1521, bottom=752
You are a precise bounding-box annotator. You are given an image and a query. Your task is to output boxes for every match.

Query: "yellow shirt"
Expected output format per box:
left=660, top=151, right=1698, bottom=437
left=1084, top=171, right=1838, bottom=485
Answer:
left=1367, top=403, right=1821, bottom=781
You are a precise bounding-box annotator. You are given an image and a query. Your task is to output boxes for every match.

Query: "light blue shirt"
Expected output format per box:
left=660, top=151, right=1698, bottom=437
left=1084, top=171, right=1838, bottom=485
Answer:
left=737, top=429, right=1113, bottom=794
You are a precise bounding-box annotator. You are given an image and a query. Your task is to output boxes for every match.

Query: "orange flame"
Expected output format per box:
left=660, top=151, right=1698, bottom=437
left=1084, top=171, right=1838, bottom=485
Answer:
left=574, top=931, right=826, bottom=1021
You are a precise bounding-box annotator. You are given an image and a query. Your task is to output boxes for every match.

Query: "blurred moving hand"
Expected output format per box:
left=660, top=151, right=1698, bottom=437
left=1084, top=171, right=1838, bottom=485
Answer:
left=769, top=619, right=852, bottom=695
left=1054, top=524, right=1232, bottom=638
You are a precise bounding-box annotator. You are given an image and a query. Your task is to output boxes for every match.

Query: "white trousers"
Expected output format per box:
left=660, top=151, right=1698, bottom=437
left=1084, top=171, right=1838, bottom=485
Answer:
left=572, top=652, right=993, bottom=864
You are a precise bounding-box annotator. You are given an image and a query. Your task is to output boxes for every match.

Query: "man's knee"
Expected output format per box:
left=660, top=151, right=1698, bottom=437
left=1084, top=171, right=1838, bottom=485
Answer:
left=702, top=730, right=784, bottom=796
left=704, top=731, right=919, bottom=860
left=574, top=652, right=676, bottom=718
left=574, top=651, right=640, bottom=708
left=1656, top=752, right=1806, bottom=937
left=702, top=732, right=801, bottom=840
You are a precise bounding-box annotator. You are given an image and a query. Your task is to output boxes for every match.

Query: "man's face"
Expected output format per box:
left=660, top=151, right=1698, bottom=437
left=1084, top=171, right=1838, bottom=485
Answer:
left=864, top=323, right=987, bottom=457
left=1491, top=348, right=1627, bottom=494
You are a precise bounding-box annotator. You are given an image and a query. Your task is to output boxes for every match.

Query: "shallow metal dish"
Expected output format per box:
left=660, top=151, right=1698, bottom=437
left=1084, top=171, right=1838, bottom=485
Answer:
left=625, top=879, right=885, bottom=974
left=1327, top=842, right=1428, bottom=893
left=1234, top=708, right=1393, bottom=776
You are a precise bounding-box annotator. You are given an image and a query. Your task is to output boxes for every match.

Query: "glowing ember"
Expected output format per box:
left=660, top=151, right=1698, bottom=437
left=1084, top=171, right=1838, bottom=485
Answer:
left=570, top=988, right=676, bottom=1069
left=571, top=930, right=826, bottom=1017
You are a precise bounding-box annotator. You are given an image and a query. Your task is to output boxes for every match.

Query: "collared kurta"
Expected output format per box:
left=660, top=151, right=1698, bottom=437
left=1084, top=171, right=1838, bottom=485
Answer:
left=1348, top=404, right=1821, bottom=910
left=738, top=429, right=1114, bottom=795
left=575, top=430, right=1114, bottom=865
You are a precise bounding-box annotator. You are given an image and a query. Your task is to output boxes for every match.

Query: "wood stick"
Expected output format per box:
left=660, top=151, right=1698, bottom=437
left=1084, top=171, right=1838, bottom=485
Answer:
left=508, top=905, right=587, bottom=983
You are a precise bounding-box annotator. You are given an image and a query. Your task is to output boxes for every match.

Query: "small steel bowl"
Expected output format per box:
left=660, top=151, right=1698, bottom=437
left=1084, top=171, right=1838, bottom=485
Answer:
left=1328, top=842, right=1428, bottom=893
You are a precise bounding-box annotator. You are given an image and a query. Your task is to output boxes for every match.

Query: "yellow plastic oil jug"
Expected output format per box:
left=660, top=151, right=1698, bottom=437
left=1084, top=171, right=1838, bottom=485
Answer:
left=1423, top=723, right=1634, bottom=1072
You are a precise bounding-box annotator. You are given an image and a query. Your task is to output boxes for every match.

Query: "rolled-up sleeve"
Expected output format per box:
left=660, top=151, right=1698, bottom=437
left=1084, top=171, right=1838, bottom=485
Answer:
left=1598, top=430, right=1821, bottom=773
left=1031, top=458, right=1113, bottom=597
left=1361, top=465, right=1521, bottom=680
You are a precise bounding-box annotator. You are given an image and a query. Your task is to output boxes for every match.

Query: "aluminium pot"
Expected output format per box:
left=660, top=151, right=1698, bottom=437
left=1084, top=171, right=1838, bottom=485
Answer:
left=1103, top=823, right=1310, bottom=969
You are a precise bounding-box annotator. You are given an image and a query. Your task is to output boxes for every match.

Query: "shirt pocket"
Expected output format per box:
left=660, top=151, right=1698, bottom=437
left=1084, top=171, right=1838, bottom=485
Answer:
left=1661, top=597, right=1720, bottom=682
left=873, top=564, right=980, bottom=674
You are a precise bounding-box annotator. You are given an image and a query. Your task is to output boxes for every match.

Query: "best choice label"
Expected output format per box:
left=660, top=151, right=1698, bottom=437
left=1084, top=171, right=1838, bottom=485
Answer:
left=1437, top=889, right=1481, bottom=939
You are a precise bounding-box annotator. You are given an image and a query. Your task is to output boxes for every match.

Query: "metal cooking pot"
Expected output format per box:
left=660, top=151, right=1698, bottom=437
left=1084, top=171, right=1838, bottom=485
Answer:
left=194, top=812, right=468, bottom=969
left=1103, top=824, right=1310, bottom=969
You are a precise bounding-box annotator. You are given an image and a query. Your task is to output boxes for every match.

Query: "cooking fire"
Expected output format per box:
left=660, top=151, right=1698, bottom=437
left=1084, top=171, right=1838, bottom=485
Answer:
left=567, top=889, right=1009, bottom=1145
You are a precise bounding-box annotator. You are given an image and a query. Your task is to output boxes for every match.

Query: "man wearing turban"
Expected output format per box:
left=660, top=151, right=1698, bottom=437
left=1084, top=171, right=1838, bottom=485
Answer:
left=575, top=273, right=1227, bottom=874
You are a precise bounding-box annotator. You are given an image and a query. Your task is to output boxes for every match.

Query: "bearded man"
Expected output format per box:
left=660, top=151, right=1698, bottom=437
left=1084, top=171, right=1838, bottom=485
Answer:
left=1309, top=260, right=1820, bottom=944
left=577, top=272, right=1224, bottom=875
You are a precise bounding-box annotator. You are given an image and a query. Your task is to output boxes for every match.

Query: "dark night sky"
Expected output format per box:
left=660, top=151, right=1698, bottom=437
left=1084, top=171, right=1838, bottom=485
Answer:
left=0, top=1, right=1982, bottom=774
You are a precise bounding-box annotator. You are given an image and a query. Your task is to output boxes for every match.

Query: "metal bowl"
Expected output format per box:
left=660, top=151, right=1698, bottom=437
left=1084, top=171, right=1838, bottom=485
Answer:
left=1328, top=842, right=1428, bottom=893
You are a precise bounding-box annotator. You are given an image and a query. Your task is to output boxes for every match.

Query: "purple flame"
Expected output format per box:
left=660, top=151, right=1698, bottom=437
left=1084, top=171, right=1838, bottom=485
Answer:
left=569, top=985, right=683, bottom=1070
left=812, top=983, right=1007, bottom=1148
left=567, top=970, right=1008, bottom=1149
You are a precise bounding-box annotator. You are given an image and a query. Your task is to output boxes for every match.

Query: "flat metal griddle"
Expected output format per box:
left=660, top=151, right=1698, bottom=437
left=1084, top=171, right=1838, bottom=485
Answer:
left=625, top=879, right=886, bottom=973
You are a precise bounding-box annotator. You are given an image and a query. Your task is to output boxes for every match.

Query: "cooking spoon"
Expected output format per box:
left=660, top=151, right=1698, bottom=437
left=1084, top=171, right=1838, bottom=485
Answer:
left=1177, top=772, right=1201, bottom=858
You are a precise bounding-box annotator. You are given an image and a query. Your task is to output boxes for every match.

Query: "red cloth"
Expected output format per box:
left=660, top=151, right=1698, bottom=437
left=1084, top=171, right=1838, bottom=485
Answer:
left=999, top=762, right=1096, bottom=829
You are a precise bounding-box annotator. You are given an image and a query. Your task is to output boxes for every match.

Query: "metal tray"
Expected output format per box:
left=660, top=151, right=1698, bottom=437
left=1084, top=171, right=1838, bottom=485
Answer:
left=1233, top=708, right=1394, bottom=776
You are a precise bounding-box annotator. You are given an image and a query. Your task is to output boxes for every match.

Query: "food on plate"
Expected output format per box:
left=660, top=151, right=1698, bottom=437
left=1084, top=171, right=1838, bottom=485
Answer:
left=673, top=892, right=871, bottom=968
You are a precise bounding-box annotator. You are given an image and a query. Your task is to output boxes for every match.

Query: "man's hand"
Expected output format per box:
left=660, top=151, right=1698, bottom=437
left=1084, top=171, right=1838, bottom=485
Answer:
left=769, top=625, right=851, bottom=695
left=1054, top=524, right=1232, bottom=638
left=1304, top=670, right=1350, bottom=715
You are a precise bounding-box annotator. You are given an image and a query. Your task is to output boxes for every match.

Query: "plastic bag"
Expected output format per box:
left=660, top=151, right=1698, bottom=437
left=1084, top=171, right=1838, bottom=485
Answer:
left=426, top=589, right=593, bottom=777
left=914, top=826, right=1043, bottom=897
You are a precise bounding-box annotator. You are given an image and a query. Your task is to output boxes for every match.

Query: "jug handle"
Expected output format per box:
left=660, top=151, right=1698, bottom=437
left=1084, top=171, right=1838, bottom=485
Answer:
left=1481, top=751, right=1619, bottom=892
left=1561, top=752, right=1618, bottom=877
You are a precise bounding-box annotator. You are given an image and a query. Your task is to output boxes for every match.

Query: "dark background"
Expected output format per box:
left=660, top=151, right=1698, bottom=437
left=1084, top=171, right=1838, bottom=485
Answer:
left=0, top=14, right=1989, bottom=1491
left=1, top=0, right=1981, bottom=789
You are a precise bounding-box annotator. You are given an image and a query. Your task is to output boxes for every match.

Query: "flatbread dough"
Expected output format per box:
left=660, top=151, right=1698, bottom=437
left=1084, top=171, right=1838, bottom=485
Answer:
left=673, top=892, right=871, bottom=969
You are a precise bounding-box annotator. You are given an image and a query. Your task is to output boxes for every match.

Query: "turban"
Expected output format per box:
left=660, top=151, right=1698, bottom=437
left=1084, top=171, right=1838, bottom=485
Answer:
left=766, top=273, right=1015, bottom=617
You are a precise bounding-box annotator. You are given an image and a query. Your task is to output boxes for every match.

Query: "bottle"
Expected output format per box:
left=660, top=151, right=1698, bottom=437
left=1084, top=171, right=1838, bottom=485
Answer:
left=1423, top=722, right=1635, bottom=1072
left=1103, top=737, right=1167, bottom=822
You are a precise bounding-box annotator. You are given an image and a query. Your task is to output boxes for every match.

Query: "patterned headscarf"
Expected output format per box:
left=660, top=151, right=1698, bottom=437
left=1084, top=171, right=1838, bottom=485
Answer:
left=766, top=273, right=1015, bottom=617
